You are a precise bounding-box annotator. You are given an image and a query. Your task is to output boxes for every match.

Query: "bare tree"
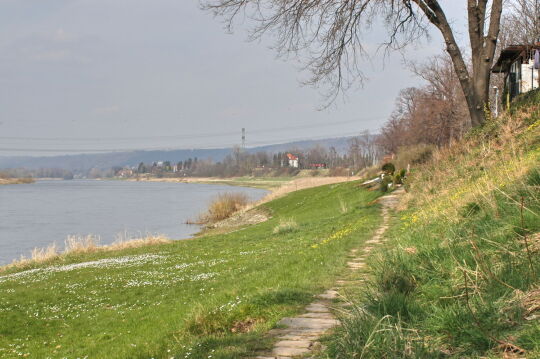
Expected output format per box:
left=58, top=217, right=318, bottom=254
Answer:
left=203, top=0, right=505, bottom=127
left=379, top=53, right=469, bottom=152
left=500, top=0, right=540, bottom=45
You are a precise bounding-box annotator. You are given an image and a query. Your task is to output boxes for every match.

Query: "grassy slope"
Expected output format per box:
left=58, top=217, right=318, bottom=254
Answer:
left=0, top=181, right=381, bottom=359
left=324, top=91, right=540, bottom=358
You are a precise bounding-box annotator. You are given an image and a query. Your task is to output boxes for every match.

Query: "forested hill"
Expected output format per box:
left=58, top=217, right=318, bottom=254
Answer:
left=0, top=137, right=352, bottom=172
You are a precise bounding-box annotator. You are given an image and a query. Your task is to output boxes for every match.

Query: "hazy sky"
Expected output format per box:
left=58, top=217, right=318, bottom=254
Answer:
left=0, top=1, right=467, bottom=156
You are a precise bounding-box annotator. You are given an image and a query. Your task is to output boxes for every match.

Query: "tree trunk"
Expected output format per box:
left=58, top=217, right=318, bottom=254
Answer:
left=414, top=0, right=503, bottom=127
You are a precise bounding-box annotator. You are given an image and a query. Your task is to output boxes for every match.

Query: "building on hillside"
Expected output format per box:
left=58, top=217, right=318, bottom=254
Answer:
left=116, top=168, right=133, bottom=178
left=492, top=43, right=540, bottom=102
left=382, top=154, right=395, bottom=163
left=286, top=153, right=299, bottom=168
left=310, top=163, right=327, bottom=169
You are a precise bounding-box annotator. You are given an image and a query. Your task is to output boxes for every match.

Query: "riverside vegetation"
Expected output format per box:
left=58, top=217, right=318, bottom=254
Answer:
left=1, top=90, right=538, bottom=358
left=322, top=90, right=540, bottom=358
left=0, top=180, right=382, bottom=358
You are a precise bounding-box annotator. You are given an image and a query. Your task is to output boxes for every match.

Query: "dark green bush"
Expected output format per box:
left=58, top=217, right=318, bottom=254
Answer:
left=382, top=162, right=396, bottom=175
left=399, top=168, right=407, bottom=178
left=379, top=176, right=393, bottom=192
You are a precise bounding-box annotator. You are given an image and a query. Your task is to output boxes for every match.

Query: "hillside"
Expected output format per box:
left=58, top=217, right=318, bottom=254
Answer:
left=323, top=90, right=540, bottom=358
left=0, top=137, right=353, bottom=172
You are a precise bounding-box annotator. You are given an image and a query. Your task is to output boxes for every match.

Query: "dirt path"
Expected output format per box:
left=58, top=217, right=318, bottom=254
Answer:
left=254, top=188, right=403, bottom=359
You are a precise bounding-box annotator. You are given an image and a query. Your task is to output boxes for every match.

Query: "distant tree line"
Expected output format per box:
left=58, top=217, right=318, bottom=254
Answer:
left=0, top=168, right=75, bottom=180
left=127, top=137, right=381, bottom=178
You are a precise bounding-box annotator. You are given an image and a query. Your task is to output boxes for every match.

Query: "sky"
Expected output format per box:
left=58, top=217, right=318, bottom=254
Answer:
left=0, top=0, right=467, bottom=156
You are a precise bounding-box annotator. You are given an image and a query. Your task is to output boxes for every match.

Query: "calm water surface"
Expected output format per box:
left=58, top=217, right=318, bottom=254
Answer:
left=0, top=180, right=268, bottom=265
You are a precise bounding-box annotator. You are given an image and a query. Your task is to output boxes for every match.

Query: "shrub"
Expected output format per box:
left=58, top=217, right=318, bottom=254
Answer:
left=393, top=174, right=402, bottom=185
left=272, top=218, right=298, bottom=234
left=198, top=192, right=250, bottom=224
left=382, top=162, right=396, bottom=175
left=399, top=168, right=407, bottom=178
left=394, top=144, right=435, bottom=170
left=380, top=176, right=393, bottom=192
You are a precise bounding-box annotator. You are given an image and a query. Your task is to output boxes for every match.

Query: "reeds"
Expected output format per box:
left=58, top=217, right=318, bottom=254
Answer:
left=196, top=192, right=250, bottom=224
left=2, top=234, right=170, bottom=272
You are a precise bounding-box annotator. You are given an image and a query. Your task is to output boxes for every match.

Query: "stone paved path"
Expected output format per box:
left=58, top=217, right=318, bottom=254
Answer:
left=254, top=188, right=403, bottom=359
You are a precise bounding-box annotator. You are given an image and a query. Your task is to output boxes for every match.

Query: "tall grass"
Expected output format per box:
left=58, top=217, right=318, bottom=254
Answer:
left=196, top=192, right=250, bottom=224
left=2, top=234, right=170, bottom=272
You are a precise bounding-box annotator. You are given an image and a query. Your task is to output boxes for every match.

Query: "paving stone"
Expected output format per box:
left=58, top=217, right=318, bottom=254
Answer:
left=305, top=303, right=330, bottom=313
left=274, top=340, right=312, bottom=348
left=278, top=334, right=320, bottom=341
left=298, top=312, right=334, bottom=319
left=317, top=290, right=339, bottom=299
left=278, top=317, right=339, bottom=329
left=273, top=346, right=310, bottom=357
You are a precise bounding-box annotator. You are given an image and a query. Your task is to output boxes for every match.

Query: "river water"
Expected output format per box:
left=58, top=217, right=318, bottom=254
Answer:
left=0, top=180, right=268, bottom=265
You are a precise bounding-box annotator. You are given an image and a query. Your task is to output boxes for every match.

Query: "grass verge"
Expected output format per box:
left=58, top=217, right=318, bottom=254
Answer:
left=0, top=180, right=381, bottom=359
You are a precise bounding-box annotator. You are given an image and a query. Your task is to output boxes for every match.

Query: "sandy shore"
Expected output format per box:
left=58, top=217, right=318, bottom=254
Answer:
left=0, top=178, right=34, bottom=185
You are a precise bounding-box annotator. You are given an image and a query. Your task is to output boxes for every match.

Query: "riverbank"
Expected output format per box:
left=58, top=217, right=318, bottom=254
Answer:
left=0, top=180, right=382, bottom=359
left=0, top=177, right=34, bottom=185
left=127, top=175, right=360, bottom=199
left=125, top=175, right=292, bottom=189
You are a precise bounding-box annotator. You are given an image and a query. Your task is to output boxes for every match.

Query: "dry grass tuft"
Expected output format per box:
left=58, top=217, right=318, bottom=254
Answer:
left=2, top=234, right=171, bottom=272
left=111, top=233, right=170, bottom=250
left=29, top=243, right=59, bottom=264
left=197, top=192, right=250, bottom=224
left=273, top=218, right=299, bottom=234
left=339, top=197, right=349, bottom=214
left=65, top=235, right=100, bottom=253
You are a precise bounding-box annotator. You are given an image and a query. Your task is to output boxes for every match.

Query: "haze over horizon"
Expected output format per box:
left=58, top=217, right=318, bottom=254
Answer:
left=0, top=1, right=466, bottom=156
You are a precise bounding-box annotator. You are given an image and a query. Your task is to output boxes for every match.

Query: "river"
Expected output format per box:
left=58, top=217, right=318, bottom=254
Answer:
left=0, top=180, right=268, bottom=265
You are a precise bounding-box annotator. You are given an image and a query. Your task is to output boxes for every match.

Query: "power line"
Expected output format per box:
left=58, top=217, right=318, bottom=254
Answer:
left=0, top=117, right=384, bottom=142
left=0, top=130, right=371, bottom=154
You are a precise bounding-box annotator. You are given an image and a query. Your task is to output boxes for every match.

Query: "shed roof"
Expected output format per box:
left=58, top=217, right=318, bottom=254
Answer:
left=492, top=43, right=540, bottom=73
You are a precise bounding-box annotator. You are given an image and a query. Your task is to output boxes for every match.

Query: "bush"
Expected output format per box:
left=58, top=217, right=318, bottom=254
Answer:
left=393, top=174, right=402, bottom=185
left=379, top=176, right=393, bottom=192
left=394, top=144, right=435, bottom=170
left=382, top=162, right=396, bottom=175
left=198, top=192, right=250, bottom=224
left=399, top=168, right=407, bottom=178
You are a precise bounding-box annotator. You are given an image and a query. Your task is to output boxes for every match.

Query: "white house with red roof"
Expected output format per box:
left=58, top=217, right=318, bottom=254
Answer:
left=286, top=153, right=299, bottom=168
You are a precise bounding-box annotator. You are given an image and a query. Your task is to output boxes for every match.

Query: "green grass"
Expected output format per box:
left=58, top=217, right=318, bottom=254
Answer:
left=0, top=181, right=381, bottom=359
left=322, top=91, right=540, bottom=358
left=198, top=176, right=293, bottom=189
